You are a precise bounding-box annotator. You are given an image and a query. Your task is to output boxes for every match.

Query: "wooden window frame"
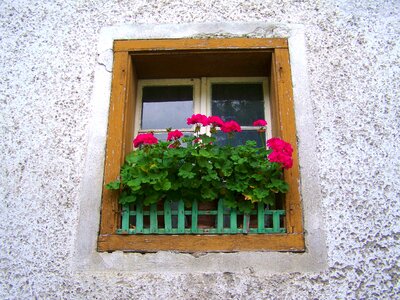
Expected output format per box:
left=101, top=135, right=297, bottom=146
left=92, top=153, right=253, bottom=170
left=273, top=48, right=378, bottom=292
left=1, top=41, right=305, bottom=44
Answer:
left=97, top=38, right=305, bottom=252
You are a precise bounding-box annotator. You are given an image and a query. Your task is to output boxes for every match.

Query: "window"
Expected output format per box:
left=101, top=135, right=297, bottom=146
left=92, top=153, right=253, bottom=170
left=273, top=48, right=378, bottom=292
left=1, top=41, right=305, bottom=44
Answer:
left=135, top=77, right=271, bottom=145
left=207, top=78, right=272, bottom=146
left=98, top=38, right=304, bottom=252
left=136, top=78, right=200, bottom=141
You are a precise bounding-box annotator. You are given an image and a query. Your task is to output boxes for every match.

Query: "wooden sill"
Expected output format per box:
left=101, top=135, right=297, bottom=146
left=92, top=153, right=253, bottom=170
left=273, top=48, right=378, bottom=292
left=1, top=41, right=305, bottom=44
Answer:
left=98, top=233, right=305, bottom=253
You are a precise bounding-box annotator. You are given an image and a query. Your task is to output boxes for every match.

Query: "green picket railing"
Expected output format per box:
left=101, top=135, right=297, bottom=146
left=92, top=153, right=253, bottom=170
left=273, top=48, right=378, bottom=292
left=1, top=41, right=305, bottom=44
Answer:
left=116, top=199, right=286, bottom=235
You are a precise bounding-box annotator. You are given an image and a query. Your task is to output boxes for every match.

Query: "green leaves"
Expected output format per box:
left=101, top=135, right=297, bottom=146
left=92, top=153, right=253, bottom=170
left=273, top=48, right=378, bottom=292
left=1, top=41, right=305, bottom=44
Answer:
left=119, top=194, right=136, bottom=204
left=106, top=132, right=289, bottom=212
left=105, top=180, right=120, bottom=190
left=154, top=180, right=172, bottom=191
left=178, top=163, right=196, bottom=179
left=127, top=178, right=142, bottom=191
left=269, top=178, right=289, bottom=193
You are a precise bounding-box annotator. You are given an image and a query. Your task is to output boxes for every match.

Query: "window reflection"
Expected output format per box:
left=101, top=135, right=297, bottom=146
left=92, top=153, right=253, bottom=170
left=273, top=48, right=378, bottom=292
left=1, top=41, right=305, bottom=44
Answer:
left=142, top=86, right=193, bottom=129
left=212, top=83, right=265, bottom=146
left=211, top=83, right=264, bottom=126
left=215, top=131, right=263, bottom=147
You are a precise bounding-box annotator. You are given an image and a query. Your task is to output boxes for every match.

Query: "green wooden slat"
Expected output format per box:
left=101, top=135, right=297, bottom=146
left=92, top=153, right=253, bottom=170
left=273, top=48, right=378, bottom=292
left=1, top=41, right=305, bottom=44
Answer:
left=150, top=203, right=158, bottom=233
left=121, top=204, right=130, bottom=232
left=197, top=210, right=218, bottom=215
left=272, top=211, right=280, bottom=233
left=117, top=227, right=286, bottom=235
left=164, top=200, right=172, bottom=233
left=191, top=200, right=198, bottom=233
left=243, top=213, right=250, bottom=234
left=230, top=208, right=237, bottom=234
left=177, top=199, right=185, bottom=233
left=257, top=202, right=265, bottom=233
left=264, top=210, right=285, bottom=215
left=163, top=210, right=217, bottom=215
left=217, top=199, right=224, bottom=233
left=136, top=201, right=143, bottom=233
left=118, top=200, right=287, bottom=235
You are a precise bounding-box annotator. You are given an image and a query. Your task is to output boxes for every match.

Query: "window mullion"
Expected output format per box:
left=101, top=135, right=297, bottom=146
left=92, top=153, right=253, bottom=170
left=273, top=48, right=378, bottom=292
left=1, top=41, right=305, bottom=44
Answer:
left=198, top=77, right=209, bottom=135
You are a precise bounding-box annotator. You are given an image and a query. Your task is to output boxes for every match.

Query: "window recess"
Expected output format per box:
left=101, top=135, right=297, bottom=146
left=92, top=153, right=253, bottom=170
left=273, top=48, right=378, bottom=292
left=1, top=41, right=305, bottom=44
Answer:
left=98, top=38, right=304, bottom=252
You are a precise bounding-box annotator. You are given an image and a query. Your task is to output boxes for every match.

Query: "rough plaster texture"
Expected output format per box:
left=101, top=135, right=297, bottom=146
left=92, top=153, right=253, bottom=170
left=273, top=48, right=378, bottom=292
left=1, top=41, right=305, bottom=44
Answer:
left=0, top=0, right=399, bottom=299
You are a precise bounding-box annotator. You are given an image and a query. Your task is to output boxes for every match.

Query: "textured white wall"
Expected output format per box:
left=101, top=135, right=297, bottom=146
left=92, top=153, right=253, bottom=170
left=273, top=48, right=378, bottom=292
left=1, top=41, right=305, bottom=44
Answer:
left=0, top=0, right=399, bottom=299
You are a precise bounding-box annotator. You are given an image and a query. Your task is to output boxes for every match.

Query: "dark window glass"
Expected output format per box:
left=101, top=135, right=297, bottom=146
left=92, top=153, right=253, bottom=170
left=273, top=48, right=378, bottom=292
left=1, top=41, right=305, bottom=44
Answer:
left=212, top=83, right=265, bottom=146
left=211, top=83, right=264, bottom=126
left=215, top=131, right=264, bottom=147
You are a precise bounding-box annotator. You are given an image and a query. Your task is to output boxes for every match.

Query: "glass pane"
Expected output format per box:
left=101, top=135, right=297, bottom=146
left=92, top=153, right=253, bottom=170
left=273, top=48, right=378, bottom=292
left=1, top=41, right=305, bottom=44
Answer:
left=142, top=85, right=193, bottom=129
left=215, top=130, right=263, bottom=147
left=152, top=132, right=168, bottom=143
left=211, top=83, right=264, bottom=126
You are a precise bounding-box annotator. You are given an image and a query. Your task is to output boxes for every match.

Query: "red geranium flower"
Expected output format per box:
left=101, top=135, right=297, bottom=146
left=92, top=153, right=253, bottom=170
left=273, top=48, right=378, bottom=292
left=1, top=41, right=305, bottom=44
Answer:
left=186, top=114, right=210, bottom=126
left=268, top=151, right=293, bottom=169
left=167, top=130, right=183, bottom=141
left=208, top=116, right=225, bottom=127
left=267, top=137, right=293, bottom=156
left=253, top=119, right=267, bottom=126
left=133, top=133, right=158, bottom=148
left=266, top=137, right=293, bottom=169
left=221, top=120, right=242, bottom=133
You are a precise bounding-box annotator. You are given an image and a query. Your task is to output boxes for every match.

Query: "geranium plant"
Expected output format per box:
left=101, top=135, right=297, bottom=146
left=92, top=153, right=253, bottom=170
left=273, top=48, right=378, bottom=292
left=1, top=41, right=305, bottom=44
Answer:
left=106, top=115, right=293, bottom=213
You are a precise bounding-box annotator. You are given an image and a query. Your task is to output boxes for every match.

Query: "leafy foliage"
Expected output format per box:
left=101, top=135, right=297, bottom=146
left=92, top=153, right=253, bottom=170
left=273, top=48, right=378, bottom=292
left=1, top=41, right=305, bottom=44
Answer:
left=106, top=130, right=290, bottom=213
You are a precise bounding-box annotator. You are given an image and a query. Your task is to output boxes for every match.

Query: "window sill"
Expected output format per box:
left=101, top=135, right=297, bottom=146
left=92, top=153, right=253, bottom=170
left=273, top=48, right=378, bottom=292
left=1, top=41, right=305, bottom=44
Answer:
left=98, top=233, right=305, bottom=252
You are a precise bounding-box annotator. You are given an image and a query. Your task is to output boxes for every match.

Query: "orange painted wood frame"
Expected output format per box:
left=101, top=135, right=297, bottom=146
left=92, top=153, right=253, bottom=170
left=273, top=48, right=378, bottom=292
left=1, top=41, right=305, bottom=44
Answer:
left=98, top=38, right=304, bottom=252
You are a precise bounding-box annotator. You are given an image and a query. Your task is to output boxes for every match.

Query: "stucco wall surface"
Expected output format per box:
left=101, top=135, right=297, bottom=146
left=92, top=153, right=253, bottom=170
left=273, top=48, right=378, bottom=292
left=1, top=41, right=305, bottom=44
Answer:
left=0, top=0, right=399, bottom=299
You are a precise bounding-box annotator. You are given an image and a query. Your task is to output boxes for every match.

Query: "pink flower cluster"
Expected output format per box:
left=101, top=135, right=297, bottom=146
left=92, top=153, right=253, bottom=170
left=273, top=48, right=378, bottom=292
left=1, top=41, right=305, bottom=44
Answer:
left=208, top=116, right=224, bottom=127
left=221, top=120, right=242, bottom=133
left=187, top=114, right=210, bottom=126
left=133, top=116, right=272, bottom=147
left=267, top=137, right=293, bottom=169
left=186, top=114, right=242, bottom=133
left=133, top=133, right=158, bottom=148
left=253, top=119, right=267, bottom=127
left=167, top=129, right=183, bottom=141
